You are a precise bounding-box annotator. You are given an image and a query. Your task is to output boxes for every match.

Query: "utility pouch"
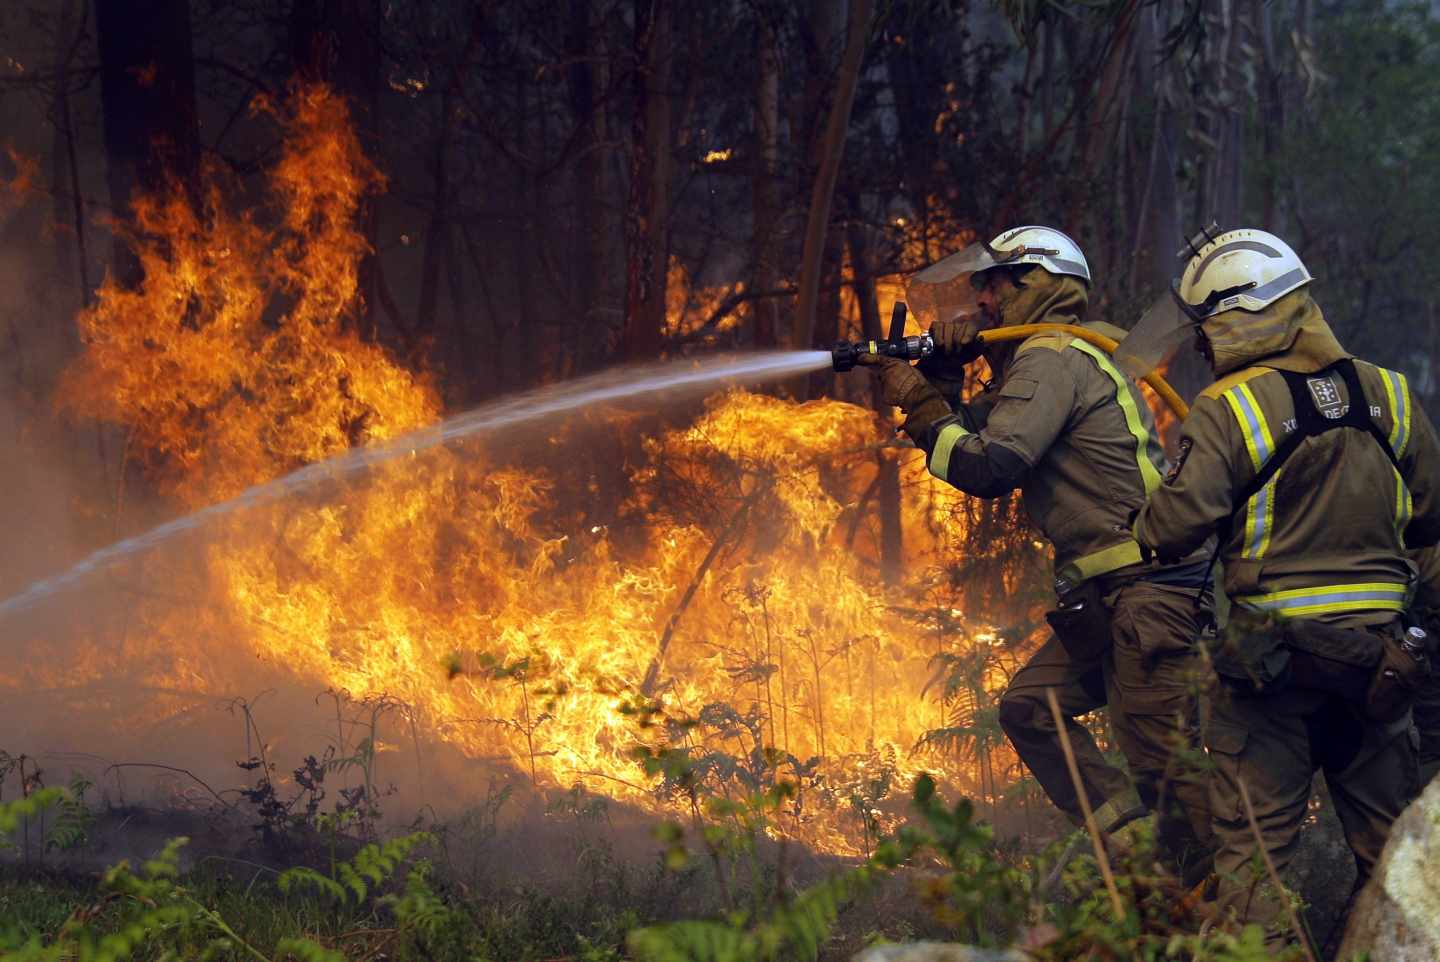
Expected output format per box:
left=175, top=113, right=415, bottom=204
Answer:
left=1209, top=610, right=1291, bottom=695
left=1282, top=621, right=1382, bottom=703
left=1364, top=626, right=1431, bottom=723
left=1045, top=579, right=1113, bottom=662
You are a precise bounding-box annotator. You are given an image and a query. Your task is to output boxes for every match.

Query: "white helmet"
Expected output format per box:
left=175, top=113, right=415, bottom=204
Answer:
left=985, top=225, right=1091, bottom=285
left=905, top=225, right=1089, bottom=328
left=1176, top=227, right=1311, bottom=319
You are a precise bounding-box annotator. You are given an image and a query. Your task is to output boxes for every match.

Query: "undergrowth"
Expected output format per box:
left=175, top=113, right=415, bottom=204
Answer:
left=0, top=765, right=1320, bottom=962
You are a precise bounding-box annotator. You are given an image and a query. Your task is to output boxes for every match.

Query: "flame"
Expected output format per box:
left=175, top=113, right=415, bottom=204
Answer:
left=44, top=84, right=1052, bottom=853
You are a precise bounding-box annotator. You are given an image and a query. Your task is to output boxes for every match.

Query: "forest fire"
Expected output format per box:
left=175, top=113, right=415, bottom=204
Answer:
left=28, top=84, right=1050, bottom=856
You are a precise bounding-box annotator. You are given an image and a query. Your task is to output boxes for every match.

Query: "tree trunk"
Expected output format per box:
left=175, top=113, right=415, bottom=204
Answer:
left=52, top=0, right=89, bottom=321
left=568, top=0, right=611, bottom=371
left=847, top=210, right=902, bottom=585
left=95, top=0, right=200, bottom=289
left=750, top=15, right=783, bottom=349
left=792, top=0, right=873, bottom=359
left=290, top=0, right=383, bottom=337
left=621, top=0, right=674, bottom=360
left=414, top=86, right=453, bottom=368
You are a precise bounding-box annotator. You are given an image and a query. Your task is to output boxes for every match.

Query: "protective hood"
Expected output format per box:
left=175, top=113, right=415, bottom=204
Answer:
left=1203, top=288, right=1349, bottom=376
left=997, top=267, right=1088, bottom=329
left=985, top=269, right=1089, bottom=374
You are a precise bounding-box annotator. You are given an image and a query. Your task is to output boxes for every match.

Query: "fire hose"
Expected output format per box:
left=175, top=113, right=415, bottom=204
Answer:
left=831, top=303, right=1189, bottom=420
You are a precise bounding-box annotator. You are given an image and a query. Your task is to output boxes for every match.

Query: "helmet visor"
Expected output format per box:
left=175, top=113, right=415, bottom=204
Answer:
left=1113, top=285, right=1200, bottom=378
left=903, top=243, right=1002, bottom=328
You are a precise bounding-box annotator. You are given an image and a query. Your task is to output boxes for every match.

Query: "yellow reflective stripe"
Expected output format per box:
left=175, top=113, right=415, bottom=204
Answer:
left=928, top=421, right=970, bottom=481
left=1380, top=367, right=1412, bottom=457
left=868, top=340, right=878, bottom=355
left=1221, top=382, right=1275, bottom=471
left=1055, top=540, right=1144, bottom=585
left=1396, top=465, right=1414, bottom=543
left=1234, top=581, right=1412, bottom=618
left=1069, top=340, right=1164, bottom=494
left=1241, top=471, right=1279, bottom=559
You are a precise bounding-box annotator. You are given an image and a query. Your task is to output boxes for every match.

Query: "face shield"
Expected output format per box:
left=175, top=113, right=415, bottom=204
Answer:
left=1113, top=282, right=1204, bottom=379
left=903, top=242, right=1005, bottom=329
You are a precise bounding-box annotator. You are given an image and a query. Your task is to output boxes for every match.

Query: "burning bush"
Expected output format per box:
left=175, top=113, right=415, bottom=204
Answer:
left=40, top=84, right=1054, bottom=854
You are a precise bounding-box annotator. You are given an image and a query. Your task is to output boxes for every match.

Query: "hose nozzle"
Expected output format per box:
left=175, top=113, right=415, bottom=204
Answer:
left=831, top=334, right=934, bottom=372
left=832, top=301, right=934, bottom=372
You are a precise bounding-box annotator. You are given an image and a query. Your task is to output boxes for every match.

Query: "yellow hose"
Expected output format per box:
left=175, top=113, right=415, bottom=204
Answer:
left=975, top=323, right=1189, bottom=420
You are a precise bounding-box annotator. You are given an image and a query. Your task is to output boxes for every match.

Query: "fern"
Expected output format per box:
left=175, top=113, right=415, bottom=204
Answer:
left=273, top=937, right=345, bottom=962
left=46, top=777, right=94, bottom=853
left=279, top=830, right=435, bottom=904
left=0, top=789, right=64, bottom=841
left=380, top=860, right=459, bottom=937
left=627, top=921, right=758, bottom=962
left=629, top=842, right=902, bottom=962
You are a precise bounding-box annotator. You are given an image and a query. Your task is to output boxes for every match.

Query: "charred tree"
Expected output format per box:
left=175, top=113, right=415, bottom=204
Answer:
left=95, top=0, right=200, bottom=289
left=621, top=0, right=674, bottom=360
left=289, top=0, right=383, bottom=338
left=847, top=209, right=902, bottom=585
left=792, top=0, right=873, bottom=364
left=750, top=11, right=783, bottom=349
left=568, top=0, right=613, bottom=371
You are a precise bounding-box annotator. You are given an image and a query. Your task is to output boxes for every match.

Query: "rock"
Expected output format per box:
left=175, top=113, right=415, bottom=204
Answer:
left=850, top=943, right=1030, bottom=962
left=1335, top=774, right=1440, bottom=961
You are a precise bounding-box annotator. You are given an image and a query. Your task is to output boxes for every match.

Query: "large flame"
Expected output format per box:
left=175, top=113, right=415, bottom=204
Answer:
left=46, top=85, right=1053, bottom=852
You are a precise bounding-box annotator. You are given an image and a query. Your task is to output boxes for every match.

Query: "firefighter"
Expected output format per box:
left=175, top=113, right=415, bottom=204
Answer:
left=862, top=225, right=1214, bottom=884
left=1127, top=226, right=1440, bottom=943
left=1408, top=544, right=1440, bottom=785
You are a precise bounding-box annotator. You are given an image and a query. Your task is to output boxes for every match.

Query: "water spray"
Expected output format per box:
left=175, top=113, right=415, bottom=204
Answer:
left=0, top=350, right=832, bottom=619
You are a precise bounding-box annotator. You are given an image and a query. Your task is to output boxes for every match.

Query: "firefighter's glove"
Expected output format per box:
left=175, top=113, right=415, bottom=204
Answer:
left=930, top=316, right=986, bottom=366
left=859, top=354, right=951, bottom=436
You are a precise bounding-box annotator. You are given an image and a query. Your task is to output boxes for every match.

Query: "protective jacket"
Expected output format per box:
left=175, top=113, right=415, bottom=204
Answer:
left=912, top=306, right=1175, bottom=587
left=1134, top=292, right=1440, bottom=626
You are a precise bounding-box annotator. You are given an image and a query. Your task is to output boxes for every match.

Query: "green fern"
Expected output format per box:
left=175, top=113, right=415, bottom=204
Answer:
left=279, top=830, right=435, bottom=904
left=273, top=937, right=345, bottom=962
left=46, top=776, right=94, bottom=853
left=627, top=921, right=758, bottom=962
left=379, top=860, right=459, bottom=937
left=0, top=789, right=64, bottom=842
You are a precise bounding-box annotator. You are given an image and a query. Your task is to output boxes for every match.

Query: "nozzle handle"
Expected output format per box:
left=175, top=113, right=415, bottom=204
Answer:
left=887, top=302, right=907, bottom=343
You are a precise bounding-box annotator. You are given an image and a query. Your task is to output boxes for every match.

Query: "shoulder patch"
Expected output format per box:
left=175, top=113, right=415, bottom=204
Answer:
left=999, top=376, right=1039, bottom=400
left=1165, top=437, right=1192, bottom=485
left=1199, top=365, right=1271, bottom=401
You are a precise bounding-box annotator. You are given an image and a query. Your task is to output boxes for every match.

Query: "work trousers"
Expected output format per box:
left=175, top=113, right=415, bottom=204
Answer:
left=1206, top=681, right=1418, bottom=944
left=998, top=580, right=1214, bottom=877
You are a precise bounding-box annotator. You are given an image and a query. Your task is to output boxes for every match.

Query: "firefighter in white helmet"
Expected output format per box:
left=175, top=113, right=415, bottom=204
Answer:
left=861, top=225, right=1215, bottom=884
left=1126, top=225, right=1440, bottom=945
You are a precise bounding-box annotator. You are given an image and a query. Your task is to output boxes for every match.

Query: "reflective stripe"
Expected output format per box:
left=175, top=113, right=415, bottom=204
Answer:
left=1222, top=382, right=1275, bottom=471
left=1233, top=581, right=1412, bottom=618
left=928, top=421, right=970, bottom=481
left=1242, top=472, right=1279, bottom=559
left=1092, top=788, right=1145, bottom=834
left=1056, top=540, right=1144, bottom=586
left=1069, top=340, right=1164, bottom=494
left=1380, top=367, right=1411, bottom=457
left=1221, top=382, right=1278, bottom=558
left=1395, top=465, right=1414, bottom=542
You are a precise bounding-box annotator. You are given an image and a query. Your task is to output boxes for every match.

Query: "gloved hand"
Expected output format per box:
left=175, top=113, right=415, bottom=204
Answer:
left=930, top=315, right=986, bottom=365
left=858, top=354, right=951, bottom=437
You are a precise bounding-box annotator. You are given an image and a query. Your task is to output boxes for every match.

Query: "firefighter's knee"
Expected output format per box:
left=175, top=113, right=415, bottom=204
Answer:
left=998, top=689, right=1042, bottom=739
